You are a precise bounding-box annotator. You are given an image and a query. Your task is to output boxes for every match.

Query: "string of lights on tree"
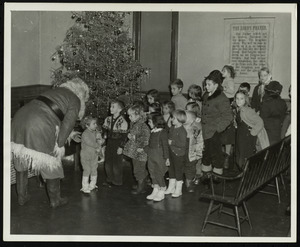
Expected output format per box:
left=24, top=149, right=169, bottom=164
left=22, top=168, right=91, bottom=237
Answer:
left=50, top=11, right=150, bottom=122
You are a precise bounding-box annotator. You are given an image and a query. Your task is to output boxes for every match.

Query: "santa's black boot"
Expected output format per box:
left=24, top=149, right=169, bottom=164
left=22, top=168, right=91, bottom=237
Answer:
left=46, top=178, right=68, bottom=208
left=16, top=170, right=31, bottom=205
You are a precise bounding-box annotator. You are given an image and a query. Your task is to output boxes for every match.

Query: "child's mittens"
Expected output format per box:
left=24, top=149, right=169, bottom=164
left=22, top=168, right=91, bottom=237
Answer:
left=165, top=159, right=170, bottom=167
left=117, top=147, right=123, bottom=155
left=128, top=133, right=136, bottom=141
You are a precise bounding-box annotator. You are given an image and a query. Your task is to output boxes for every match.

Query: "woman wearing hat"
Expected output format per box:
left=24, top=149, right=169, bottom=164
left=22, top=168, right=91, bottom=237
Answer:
left=201, top=70, right=233, bottom=182
left=11, top=77, right=89, bottom=208
left=260, top=80, right=287, bottom=145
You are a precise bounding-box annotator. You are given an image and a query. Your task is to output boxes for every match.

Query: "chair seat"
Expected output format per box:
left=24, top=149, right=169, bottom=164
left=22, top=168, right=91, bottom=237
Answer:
left=200, top=192, right=239, bottom=205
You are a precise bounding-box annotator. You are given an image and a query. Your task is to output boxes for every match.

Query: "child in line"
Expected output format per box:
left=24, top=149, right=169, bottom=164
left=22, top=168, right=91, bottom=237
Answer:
left=148, top=102, right=162, bottom=114
left=146, top=89, right=160, bottom=113
left=123, top=104, right=151, bottom=194
left=260, top=81, right=287, bottom=145
left=165, top=110, right=187, bottom=198
left=96, top=129, right=106, bottom=163
left=251, top=67, right=272, bottom=113
left=185, top=102, right=202, bottom=183
left=235, top=91, right=264, bottom=169
left=221, top=65, right=236, bottom=170
left=201, top=70, right=233, bottom=181
left=139, top=113, right=169, bottom=202
left=146, top=89, right=160, bottom=105
left=239, top=82, right=251, bottom=96
left=221, top=65, right=236, bottom=103
left=162, top=101, right=175, bottom=130
left=187, top=84, right=202, bottom=112
left=170, top=79, right=188, bottom=110
left=102, top=100, right=128, bottom=186
left=80, top=116, right=102, bottom=193
left=183, top=111, right=203, bottom=192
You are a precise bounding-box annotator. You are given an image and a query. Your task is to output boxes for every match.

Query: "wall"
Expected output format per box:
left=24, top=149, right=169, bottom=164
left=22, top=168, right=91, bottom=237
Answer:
left=11, top=12, right=41, bottom=87
left=139, top=12, right=172, bottom=92
left=39, top=11, right=75, bottom=85
left=177, top=12, right=292, bottom=99
left=11, top=11, right=133, bottom=87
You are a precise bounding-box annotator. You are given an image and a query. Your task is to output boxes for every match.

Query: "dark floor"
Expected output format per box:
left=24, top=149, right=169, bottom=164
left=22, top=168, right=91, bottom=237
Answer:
left=10, top=158, right=291, bottom=238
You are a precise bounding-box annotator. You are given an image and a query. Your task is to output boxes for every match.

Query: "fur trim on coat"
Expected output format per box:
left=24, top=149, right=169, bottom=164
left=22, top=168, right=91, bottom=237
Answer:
left=11, top=142, right=62, bottom=172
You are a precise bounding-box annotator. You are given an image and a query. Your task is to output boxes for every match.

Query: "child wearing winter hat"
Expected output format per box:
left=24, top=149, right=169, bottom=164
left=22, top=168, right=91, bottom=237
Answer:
left=201, top=70, right=233, bottom=182
left=260, top=80, right=287, bottom=145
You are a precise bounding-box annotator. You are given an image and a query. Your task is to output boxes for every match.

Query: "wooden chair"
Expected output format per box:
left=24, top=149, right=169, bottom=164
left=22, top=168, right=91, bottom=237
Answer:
left=199, top=136, right=291, bottom=236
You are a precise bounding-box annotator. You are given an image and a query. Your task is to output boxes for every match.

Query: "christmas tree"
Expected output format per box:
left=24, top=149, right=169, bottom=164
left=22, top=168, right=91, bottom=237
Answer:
left=51, top=11, right=147, bottom=122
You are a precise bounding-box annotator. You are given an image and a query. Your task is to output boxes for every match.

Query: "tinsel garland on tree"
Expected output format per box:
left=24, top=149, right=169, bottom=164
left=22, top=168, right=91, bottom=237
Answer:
left=51, top=11, right=148, bottom=122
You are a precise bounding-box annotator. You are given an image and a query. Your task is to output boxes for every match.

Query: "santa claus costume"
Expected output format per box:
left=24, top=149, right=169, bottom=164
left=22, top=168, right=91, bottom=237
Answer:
left=11, top=78, right=89, bottom=208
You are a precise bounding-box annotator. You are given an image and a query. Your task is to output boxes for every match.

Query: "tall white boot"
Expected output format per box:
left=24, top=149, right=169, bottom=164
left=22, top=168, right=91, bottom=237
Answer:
left=164, top=179, right=176, bottom=195
left=146, top=184, right=159, bottom=200
left=153, top=187, right=166, bottom=202
left=89, top=175, right=98, bottom=190
left=172, top=180, right=183, bottom=198
left=80, top=176, right=91, bottom=193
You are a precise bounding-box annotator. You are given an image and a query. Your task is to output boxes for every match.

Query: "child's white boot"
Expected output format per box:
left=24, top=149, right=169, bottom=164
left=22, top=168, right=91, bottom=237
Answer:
left=146, top=184, right=159, bottom=200
left=153, top=187, right=166, bottom=202
left=80, top=176, right=91, bottom=193
left=172, top=180, right=183, bottom=198
left=89, top=176, right=98, bottom=191
left=164, top=178, right=176, bottom=195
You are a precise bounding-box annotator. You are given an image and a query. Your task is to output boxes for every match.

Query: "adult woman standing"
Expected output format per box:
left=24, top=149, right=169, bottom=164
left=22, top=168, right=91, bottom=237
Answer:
left=11, top=78, right=89, bottom=208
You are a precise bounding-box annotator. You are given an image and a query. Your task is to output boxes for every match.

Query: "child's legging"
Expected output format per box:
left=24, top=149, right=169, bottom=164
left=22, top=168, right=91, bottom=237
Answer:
left=147, top=148, right=167, bottom=187
left=202, top=132, right=224, bottom=171
left=81, top=157, right=98, bottom=177
left=169, top=150, right=185, bottom=181
left=185, top=159, right=197, bottom=180
left=132, top=159, right=148, bottom=181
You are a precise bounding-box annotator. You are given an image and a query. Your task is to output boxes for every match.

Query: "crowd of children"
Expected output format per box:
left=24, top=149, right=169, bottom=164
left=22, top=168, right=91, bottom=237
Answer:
left=78, top=66, right=290, bottom=202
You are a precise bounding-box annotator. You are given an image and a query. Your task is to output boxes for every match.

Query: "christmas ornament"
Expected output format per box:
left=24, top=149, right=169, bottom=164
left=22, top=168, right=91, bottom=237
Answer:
left=51, top=11, right=146, bottom=122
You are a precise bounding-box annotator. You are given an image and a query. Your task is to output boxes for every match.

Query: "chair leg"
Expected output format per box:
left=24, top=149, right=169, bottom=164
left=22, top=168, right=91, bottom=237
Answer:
left=234, top=206, right=241, bottom=236
left=242, top=201, right=252, bottom=229
left=275, top=177, right=281, bottom=204
left=218, top=203, right=223, bottom=215
left=280, top=173, right=287, bottom=195
left=202, top=200, right=214, bottom=232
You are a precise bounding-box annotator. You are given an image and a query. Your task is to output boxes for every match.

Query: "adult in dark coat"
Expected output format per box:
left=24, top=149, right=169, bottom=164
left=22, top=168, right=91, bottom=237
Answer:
left=11, top=78, right=89, bottom=208
left=260, top=81, right=287, bottom=145
left=201, top=70, right=233, bottom=178
left=251, top=67, right=272, bottom=112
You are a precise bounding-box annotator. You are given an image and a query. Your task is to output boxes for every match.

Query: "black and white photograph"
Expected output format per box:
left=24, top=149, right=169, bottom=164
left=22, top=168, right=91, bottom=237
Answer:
left=3, top=2, right=297, bottom=243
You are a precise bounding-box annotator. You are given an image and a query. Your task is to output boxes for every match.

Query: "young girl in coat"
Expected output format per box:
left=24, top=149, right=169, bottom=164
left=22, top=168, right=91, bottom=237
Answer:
left=221, top=65, right=235, bottom=103
left=80, top=116, right=102, bottom=193
left=183, top=111, right=203, bottom=192
left=162, top=101, right=175, bottom=131
left=201, top=70, right=233, bottom=181
left=139, top=113, right=169, bottom=201
left=123, top=103, right=151, bottom=194
left=235, top=91, right=264, bottom=169
left=185, top=102, right=203, bottom=184
left=187, top=84, right=202, bottom=112
left=165, top=110, right=187, bottom=198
